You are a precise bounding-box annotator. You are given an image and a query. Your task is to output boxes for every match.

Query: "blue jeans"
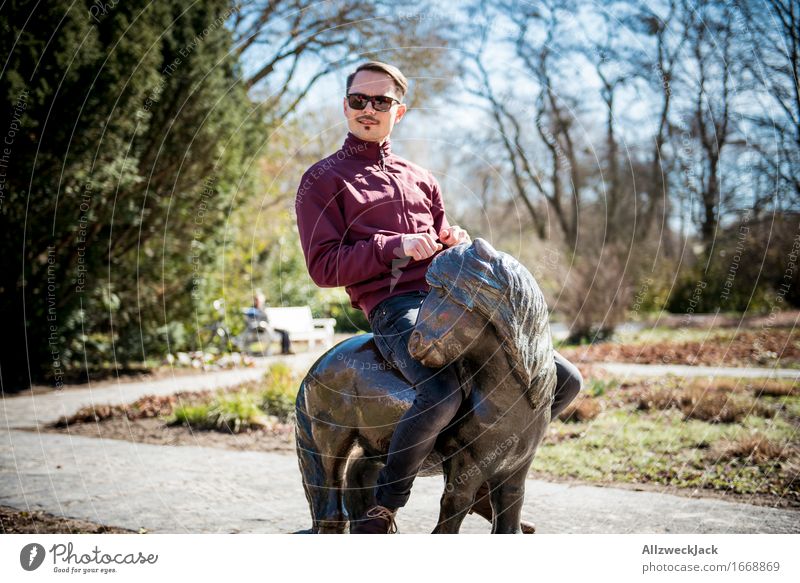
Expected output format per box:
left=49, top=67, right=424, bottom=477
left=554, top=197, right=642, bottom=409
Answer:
left=368, top=290, right=582, bottom=509
left=368, top=291, right=465, bottom=509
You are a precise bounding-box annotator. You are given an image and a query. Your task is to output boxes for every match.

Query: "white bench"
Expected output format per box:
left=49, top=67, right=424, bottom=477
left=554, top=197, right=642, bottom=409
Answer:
left=263, top=306, right=336, bottom=349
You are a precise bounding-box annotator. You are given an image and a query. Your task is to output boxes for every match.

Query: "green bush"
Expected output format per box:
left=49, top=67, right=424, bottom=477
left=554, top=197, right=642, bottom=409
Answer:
left=170, top=390, right=268, bottom=433
left=260, top=363, right=299, bottom=421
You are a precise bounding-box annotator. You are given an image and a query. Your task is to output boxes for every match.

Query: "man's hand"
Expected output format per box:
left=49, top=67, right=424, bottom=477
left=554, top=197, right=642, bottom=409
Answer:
left=439, top=226, right=471, bottom=246
left=401, top=232, right=443, bottom=261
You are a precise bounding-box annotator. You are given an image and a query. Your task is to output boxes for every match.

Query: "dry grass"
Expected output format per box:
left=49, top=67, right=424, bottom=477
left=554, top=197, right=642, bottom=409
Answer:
left=710, top=434, right=792, bottom=464
left=557, top=395, right=602, bottom=422
left=54, top=391, right=211, bottom=427
left=625, top=379, right=778, bottom=423
left=680, top=387, right=775, bottom=423
left=635, top=386, right=683, bottom=411
left=751, top=381, right=799, bottom=398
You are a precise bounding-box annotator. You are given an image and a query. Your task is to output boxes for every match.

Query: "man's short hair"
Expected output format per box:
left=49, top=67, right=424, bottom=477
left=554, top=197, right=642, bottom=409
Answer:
left=346, top=61, right=408, bottom=101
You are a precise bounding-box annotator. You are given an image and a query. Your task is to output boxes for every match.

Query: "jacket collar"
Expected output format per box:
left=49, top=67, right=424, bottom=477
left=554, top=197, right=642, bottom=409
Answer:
left=342, top=131, right=392, bottom=160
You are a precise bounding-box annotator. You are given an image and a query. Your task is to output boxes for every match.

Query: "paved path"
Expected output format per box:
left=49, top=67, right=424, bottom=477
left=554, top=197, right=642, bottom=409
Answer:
left=596, top=362, right=800, bottom=380
left=1, top=355, right=798, bottom=534
left=2, top=430, right=797, bottom=534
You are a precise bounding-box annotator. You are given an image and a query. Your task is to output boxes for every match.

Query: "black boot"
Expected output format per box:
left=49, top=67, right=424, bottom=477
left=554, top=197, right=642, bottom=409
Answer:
left=350, top=505, right=398, bottom=534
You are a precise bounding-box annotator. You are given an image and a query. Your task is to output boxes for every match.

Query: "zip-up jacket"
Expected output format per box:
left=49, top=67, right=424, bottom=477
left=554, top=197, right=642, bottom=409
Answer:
left=295, top=131, right=451, bottom=320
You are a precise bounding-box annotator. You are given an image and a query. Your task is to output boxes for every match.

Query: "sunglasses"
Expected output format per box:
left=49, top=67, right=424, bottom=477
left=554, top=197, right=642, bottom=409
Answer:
left=346, top=92, right=400, bottom=113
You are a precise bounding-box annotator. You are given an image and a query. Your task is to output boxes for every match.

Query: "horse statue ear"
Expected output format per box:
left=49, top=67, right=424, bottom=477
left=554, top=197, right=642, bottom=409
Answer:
left=472, top=238, right=497, bottom=261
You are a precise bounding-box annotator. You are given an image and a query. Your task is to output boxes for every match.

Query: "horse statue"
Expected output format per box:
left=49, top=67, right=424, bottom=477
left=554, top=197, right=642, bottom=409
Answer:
left=294, top=238, right=557, bottom=533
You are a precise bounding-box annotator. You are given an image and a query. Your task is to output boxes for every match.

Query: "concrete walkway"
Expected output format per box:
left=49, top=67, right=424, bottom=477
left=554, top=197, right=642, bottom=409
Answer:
left=1, top=355, right=798, bottom=534
left=596, top=362, right=800, bottom=380
left=2, top=430, right=797, bottom=534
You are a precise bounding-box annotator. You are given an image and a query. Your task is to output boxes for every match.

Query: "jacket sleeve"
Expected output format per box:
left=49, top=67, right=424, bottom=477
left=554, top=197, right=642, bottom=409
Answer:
left=295, top=170, right=405, bottom=288
left=430, top=173, right=451, bottom=236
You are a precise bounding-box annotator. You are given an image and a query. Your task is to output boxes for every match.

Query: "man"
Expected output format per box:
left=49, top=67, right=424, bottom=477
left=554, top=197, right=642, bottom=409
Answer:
left=295, top=61, right=582, bottom=534
left=245, top=291, right=293, bottom=355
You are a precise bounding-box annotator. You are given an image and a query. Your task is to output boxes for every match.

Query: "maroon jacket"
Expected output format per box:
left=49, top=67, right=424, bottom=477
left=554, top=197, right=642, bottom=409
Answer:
left=295, top=131, right=451, bottom=320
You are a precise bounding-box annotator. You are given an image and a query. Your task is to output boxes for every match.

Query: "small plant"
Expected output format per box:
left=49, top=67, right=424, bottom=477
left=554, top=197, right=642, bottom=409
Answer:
left=171, top=403, right=214, bottom=427
left=209, top=390, right=270, bottom=433
left=260, top=385, right=296, bottom=422
left=259, top=362, right=299, bottom=421
left=170, top=390, right=269, bottom=433
left=588, top=378, right=618, bottom=398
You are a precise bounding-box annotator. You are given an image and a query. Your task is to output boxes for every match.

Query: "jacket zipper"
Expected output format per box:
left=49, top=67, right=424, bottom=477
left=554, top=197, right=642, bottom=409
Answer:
left=378, top=146, right=410, bottom=231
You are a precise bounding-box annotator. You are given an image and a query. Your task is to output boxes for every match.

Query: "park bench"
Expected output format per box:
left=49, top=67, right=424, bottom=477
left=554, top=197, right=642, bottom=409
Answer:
left=263, top=306, right=336, bottom=349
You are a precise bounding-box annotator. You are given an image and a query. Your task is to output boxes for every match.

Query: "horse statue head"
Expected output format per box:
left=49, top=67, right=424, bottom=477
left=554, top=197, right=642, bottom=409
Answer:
left=409, top=237, right=556, bottom=410
left=294, top=238, right=556, bottom=533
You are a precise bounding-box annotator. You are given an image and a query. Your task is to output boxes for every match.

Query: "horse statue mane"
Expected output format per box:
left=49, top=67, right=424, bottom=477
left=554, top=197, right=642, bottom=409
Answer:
left=425, top=238, right=556, bottom=410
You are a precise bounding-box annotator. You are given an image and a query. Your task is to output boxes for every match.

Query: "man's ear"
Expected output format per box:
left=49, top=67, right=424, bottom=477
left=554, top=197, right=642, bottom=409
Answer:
left=395, top=103, right=408, bottom=123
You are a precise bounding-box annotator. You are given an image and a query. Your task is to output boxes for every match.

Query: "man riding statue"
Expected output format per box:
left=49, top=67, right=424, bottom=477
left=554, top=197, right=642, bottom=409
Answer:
left=294, top=61, right=583, bottom=534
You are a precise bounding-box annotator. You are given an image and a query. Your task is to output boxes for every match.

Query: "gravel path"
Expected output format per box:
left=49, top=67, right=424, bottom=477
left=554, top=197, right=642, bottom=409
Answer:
left=1, top=430, right=796, bottom=534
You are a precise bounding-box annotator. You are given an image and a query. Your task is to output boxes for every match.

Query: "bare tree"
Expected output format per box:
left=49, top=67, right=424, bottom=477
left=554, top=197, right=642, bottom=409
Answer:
left=737, top=0, right=800, bottom=209
left=462, top=0, right=584, bottom=250
left=231, top=0, right=457, bottom=121
left=625, top=0, right=688, bottom=256
left=680, top=0, right=747, bottom=245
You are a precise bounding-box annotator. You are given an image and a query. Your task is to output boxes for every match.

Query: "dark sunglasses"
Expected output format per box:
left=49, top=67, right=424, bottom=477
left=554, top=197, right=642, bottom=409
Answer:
left=346, top=92, right=400, bottom=112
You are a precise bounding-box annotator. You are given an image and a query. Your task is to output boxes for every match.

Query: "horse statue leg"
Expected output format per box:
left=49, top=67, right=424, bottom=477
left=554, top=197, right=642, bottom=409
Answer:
left=488, top=463, right=530, bottom=534
left=431, top=456, right=486, bottom=534
left=343, top=450, right=382, bottom=532
left=295, top=382, right=354, bottom=534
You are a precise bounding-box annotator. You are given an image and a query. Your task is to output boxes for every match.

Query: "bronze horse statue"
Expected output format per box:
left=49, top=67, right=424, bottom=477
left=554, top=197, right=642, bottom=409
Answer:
left=294, top=238, right=557, bottom=533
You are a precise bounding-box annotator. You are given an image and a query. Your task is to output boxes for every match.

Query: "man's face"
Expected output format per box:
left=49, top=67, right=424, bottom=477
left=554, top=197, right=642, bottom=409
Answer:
left=343, top=70, right=407, bottom=143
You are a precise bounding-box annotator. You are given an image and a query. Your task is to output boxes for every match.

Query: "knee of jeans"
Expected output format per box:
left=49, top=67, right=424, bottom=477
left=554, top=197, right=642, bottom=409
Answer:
left=557, top=362, right=583, bottom=395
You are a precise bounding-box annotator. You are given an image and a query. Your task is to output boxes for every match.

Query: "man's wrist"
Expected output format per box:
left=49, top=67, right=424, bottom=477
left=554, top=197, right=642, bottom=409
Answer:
left=378, top=233, right=406, bottom=265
